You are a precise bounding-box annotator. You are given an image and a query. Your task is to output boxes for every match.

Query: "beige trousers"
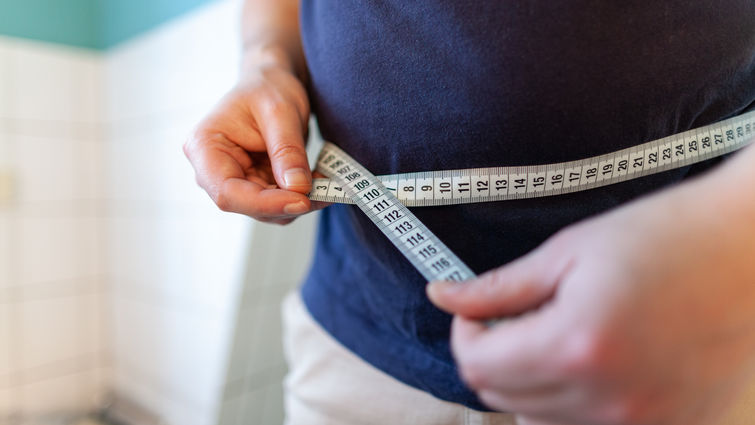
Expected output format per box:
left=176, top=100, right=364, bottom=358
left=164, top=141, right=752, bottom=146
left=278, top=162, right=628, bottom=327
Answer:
left=281, top=291, right=755, bottom=425
left=282, top=291, right=516, bottom=425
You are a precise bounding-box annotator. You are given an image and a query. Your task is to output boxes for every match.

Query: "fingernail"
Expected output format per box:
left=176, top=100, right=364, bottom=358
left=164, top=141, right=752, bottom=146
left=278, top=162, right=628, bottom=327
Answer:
left=284, top=168, right=311, bottom=189
left=283, top=201, right=308, bottom=215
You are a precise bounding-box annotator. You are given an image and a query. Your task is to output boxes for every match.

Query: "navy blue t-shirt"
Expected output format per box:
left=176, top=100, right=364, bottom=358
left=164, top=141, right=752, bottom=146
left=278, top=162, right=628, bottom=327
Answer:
left=299, top=1, right=755, bottom=410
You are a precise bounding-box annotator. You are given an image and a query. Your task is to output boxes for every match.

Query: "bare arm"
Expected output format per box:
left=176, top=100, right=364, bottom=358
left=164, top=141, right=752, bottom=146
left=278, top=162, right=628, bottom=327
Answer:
left=240, top=0, right=306, bottom=81
left=184, top=0, right=316, bottom=224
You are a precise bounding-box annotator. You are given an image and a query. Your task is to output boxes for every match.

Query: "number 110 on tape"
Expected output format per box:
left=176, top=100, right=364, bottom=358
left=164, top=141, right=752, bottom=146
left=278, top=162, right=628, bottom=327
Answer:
left=317, top=143, right=477, bottom=283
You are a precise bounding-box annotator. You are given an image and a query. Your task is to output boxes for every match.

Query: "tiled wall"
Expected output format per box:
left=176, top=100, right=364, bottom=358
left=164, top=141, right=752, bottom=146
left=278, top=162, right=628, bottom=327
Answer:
left=216, top=217, right=316, bottom=425
left=103, top=0, right=316, bottom=424
left=103, top=2, right=246, bottom=423
left=0, top=0, right=318, bottom=423
left=0, top=37, right=108, bottom=420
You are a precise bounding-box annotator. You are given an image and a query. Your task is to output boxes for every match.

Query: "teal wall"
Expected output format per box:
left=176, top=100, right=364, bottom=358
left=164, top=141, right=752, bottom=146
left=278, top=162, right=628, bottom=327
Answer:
left=0, top=0, right=99, bottom=49
left=99, top=0, right=215, bottom=49
left=0, top=0, right=215, bottom=50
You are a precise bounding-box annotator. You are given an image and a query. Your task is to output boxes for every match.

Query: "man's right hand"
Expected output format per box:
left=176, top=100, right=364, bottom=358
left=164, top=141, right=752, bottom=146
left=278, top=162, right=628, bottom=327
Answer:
left=184, top=60, right=316, bottom=225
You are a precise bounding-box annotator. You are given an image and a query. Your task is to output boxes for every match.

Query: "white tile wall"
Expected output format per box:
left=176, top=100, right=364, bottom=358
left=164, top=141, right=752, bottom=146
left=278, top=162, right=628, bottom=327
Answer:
left=13, top=135, right=78, bottom=203
left=122, top=122, right=211, bottom=204
left=102, top=0, right=313, bottom=423
left=0, top=388, right=12, bottom=419
left=246, top=302, right=287, bottom=376
left=217, top=215, right=317, bottom=425
left=0, top=35, right=107, bottom=421
left=0, top=305, right=12, bottom=385
left=4, top=39, right=100, bottom=126
left=0, top=213, right=11, bottom=292
left=224, top=308, right=256, bottom=382
left=1, top=0, right=320, bottom=423
left=18, top=296, right=82, bottom=370
left=111, top=297, right=231, bottom=404
left=216, top=395, right=243, bottom=425
left=112, top=364, right=214, bottom=425
left=76, top=139, right=106, bottom=202
left=103, top=3, right=239, bottom=124
left=19, top=368, right=102, bottom=414
left=0, top=125, right=15, bottom=296
left=0, top=40, right=10, bottom=118
left=238, top=387, right=268, bottom=423
left=6, top=43, right=79, bottom=124
left=17, top=217, right=90, bottom=285
left=0, top=128, right=11, bottom=165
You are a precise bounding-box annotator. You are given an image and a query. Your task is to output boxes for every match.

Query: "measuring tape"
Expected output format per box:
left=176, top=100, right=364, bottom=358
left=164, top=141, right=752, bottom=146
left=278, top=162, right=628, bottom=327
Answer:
left=316, top=142, right=476, bottom=282
left=313, top=110, right=755, bottom=282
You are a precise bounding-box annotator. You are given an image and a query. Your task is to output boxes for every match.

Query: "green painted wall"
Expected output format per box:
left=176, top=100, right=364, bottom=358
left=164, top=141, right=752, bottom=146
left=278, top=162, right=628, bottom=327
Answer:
left=0, top=0, right=215, bottom=50
left=0, top=0, right=100, bottom=49
left=99, top=0, right=215, bottom=49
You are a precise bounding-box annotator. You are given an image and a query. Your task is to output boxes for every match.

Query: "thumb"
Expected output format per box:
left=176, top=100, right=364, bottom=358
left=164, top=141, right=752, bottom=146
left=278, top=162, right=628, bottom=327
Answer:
left=255, top=99, right=312, bottom=194
left=427, top=245, right=569, bottom=319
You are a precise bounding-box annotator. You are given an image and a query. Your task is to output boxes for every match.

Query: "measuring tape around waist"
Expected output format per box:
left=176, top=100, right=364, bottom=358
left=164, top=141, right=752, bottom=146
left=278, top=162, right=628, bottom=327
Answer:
left=313, top=111, right=755, bottom=206
left=313, top=111, right=755, bottom=283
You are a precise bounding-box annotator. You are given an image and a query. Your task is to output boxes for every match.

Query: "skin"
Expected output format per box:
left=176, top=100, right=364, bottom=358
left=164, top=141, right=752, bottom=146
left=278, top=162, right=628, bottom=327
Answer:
left=185, top=0, right=755, bottom=423
left=183, top=0, right=324, bottom=226
left=428, top=144, right=755, bottom=424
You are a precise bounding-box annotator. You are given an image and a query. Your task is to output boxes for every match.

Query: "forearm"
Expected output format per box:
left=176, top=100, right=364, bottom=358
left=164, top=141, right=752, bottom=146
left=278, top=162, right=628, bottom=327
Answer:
left=240, top=0, right=306, bottom=80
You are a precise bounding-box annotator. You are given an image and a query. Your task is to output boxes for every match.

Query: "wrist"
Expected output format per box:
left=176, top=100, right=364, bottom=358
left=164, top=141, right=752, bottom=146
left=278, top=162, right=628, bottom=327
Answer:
left=240, top=41, right=306, bottom=83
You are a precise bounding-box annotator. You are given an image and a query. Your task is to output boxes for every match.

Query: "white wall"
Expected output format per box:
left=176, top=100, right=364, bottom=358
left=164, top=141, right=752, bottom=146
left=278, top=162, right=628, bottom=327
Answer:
left=216, top=216, right=316, bottom=425
left=101, top=0, right=241, bottom=423
left=0, top=0, right=318, bottom=423
left=0, top=36, right=109, bottom=420
left=102, top=1, right=316, bottom=424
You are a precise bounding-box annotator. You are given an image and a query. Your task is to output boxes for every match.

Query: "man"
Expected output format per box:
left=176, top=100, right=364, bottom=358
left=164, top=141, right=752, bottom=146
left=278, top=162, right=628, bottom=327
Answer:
left=184, top=1, right=755, bottom=424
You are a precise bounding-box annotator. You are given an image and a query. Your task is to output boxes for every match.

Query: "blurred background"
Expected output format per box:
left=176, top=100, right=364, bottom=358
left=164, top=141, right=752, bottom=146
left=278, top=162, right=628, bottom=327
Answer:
left=0, top=0, right=318, bottom=424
